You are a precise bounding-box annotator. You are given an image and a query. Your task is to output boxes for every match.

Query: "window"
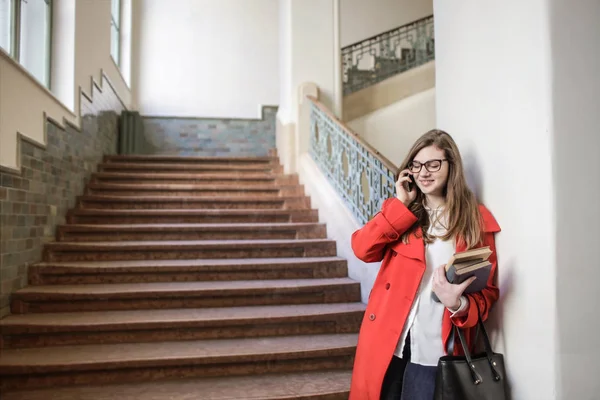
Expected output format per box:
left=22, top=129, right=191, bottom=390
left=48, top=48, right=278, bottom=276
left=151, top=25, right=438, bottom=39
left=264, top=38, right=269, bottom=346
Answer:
left=0, top=0, right=13, bottom=53
left=110, top=0, right=120, bottom=66
left=0, top=0, right=52, bottom=88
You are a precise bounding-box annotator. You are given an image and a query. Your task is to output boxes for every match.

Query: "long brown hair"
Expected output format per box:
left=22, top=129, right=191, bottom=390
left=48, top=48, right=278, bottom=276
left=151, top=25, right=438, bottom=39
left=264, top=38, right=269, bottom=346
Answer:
left=398, top=129, right=483, bottom=249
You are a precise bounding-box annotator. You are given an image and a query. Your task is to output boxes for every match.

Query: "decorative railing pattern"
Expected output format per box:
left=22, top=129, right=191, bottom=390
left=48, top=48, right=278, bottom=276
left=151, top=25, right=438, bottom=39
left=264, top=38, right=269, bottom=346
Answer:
left=308, top=97, right=397, bottom=225
left=342, top=15, right=435, bottom=95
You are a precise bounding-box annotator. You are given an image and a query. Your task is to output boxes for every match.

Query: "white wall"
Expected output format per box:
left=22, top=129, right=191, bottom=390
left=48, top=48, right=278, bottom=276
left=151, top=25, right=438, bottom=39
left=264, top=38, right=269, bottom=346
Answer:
left=133, top=0, right=279, bottom=118
left=340, top=0, right=433, bottom=47
left=298, top=153, right=377, bottom=303
left=434, top=1, right=557, bottom=399
left=347, top=87, right=435, bottom=164
left=550, top=1, right=600, bottom=399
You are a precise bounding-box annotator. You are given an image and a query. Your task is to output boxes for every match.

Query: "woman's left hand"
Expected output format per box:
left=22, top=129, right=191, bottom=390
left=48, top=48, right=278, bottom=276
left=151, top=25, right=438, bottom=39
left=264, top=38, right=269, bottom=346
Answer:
left=432, top=265, right=476, bottom=310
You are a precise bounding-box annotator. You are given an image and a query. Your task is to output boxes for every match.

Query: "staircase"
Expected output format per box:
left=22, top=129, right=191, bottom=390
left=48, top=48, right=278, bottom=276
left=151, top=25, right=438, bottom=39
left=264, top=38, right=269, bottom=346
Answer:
left=0, top=155, right=364, bottom=399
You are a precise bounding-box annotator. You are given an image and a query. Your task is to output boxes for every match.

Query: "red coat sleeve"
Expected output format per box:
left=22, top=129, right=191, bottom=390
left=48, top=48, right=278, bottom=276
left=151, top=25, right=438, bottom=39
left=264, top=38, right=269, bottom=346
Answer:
left=351, top=197, right=418, bottom=263
left=452, top=206, right=501, bottom=328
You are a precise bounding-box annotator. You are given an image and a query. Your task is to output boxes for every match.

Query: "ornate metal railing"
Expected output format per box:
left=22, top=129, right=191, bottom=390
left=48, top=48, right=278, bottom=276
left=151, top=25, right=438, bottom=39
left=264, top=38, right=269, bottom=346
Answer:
left=342, top=15, right=435, bottom=96
left=308, top=97, right=398, bottom=225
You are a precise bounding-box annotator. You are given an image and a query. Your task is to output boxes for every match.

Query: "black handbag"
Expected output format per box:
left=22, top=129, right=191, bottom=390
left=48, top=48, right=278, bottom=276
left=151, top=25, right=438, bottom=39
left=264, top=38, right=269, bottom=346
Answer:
left=434, top=302, right=507, bottom=400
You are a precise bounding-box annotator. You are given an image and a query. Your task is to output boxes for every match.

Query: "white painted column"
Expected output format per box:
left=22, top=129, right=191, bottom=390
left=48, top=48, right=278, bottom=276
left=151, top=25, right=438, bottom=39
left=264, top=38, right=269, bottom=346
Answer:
left=276, top=0, right=340, bottom=173
left=434, top=1, right=556, bottom=399
left=550, top=1, right=600, bottom=398
left=332, top=0, right=342, bottom=118
left=434, top=0, right=600, bottom=399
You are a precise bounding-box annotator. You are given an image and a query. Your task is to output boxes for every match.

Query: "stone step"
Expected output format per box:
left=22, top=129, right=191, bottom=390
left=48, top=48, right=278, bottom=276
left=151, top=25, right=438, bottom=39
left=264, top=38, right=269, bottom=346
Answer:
left=28, top=256, right=348, bottom=285
left=0, top=334, right=357, bottom=391
left=0, top=370, right=352, bottom=400
left=85, top=182, right=303, bottom=196
left=76, top=195, right=311, bottom=210
left=0, top=303, right=365, bottom=348
left=91, top=171, right=299, bottom=185
left=103, top=155, right=279, bottom=165
left=10, top=278, right=361, bottom=313
left=42, top=239, right=337, bottom=262
left=98, top=162, right=282, bottom=173
left=67, top=208, right=318, bottom=224
left=56, top=222, right=327, bottom=242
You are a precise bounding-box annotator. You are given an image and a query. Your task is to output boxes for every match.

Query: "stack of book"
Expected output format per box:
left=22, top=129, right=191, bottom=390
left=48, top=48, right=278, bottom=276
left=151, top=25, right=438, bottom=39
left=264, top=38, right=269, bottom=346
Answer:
left=432, top=246, right=493, bottom=303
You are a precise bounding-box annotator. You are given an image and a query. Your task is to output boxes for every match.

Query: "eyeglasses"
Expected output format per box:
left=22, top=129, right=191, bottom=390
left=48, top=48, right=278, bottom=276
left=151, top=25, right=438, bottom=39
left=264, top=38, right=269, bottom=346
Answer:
left=408, top=159, right=448, bottom=173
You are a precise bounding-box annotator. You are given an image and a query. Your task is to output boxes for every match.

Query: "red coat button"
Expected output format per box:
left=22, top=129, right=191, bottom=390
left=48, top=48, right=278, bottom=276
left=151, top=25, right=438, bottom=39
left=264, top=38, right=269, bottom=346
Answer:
left=369, top=313, right=376, bottom=321
left=385, top=283, right=391, bottom=290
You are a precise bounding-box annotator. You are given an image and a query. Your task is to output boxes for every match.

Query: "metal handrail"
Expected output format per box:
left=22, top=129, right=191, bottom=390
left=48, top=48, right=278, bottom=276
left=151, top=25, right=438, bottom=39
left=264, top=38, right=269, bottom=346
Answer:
left=342, top=15, right=435, bottom=95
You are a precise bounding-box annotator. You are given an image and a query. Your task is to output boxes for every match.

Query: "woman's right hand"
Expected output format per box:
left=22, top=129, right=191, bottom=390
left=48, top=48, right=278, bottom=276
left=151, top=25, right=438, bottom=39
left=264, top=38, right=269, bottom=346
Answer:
left=395, top=169, right=417, bottom=206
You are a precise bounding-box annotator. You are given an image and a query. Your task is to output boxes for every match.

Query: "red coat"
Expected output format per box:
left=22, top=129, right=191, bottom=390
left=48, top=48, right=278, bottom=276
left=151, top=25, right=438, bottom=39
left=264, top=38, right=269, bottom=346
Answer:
left=348, top=198, right=501, bottom=400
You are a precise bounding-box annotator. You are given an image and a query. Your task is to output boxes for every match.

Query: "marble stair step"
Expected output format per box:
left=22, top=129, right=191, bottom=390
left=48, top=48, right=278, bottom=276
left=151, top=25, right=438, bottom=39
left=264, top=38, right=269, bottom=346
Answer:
left=0, top=303, right=366, bottom=348
left=0, top=370, right=352, bottom=400
left=28, top=256, right=348, bottom=285
left=10, top=278, right=361, bottom=313
left=77, top=194, right=310, bottom=210
left=103, top=155, right=279, bottom=165
left=0, top=334, right=358, bottom=391
left=67, top=208, right=318, bottom=224
left=92, top=171, right=299, bottom=185
left=98, top=162, right=282, bottom=173
left=42, top=239, right=337, bottom=262
left=85, top=182, right=303, bottom=196
left=57, top=222, right=327, bottom=242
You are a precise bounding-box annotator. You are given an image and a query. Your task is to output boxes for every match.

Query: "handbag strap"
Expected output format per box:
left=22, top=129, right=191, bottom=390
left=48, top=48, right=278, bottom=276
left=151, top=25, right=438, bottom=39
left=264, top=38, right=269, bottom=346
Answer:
left=454, top=325, right=483, bottom=385
left=473, top=299, right=502, bottom=382
left=454, top=298, right=502, bottom=384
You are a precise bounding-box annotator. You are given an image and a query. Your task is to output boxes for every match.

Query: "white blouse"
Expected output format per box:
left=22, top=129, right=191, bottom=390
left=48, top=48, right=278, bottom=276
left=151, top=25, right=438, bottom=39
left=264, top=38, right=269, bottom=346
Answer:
left=393, top=207, right=464, bottom=366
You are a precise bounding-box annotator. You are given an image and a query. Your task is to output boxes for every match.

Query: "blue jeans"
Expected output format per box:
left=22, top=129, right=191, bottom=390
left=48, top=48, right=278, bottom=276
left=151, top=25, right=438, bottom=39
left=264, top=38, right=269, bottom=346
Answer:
left=380, top=333, right=438, bottom=400
left=400, top=362, right=438, bottom=400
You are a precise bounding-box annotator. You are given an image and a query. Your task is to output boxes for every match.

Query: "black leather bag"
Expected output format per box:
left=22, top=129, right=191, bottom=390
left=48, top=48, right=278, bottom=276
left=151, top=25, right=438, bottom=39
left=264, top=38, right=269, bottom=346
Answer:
left=434, top=303, right=507, bottom=400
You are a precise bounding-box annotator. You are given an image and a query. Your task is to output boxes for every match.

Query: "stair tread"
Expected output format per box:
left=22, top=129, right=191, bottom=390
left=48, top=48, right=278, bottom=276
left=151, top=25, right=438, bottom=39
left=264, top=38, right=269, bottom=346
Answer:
left=58, top=222, right=323, bottom=231
left=14, top=278, right=357, bottom=296
left=95, top=170, right=284, bottom=175
left=46, top=238, right=333, bottom=247
left=33, top=256, right=345, bottom=269
left=0, top=370, right=351, bottom=400
left=79, top=195, right=303, bottom=202
left=70, top=208, right=313, bottom=215
left=88, top=183, right=295, bottom=189
left=0, top=333, right=358, bottom=371
left=0, top=303, right=366, bottom=330
left=94, top=171, right=287, bottom=178
left=105, top=155, right=278, bottom=162
left=99, top=162, right=277, bottom=170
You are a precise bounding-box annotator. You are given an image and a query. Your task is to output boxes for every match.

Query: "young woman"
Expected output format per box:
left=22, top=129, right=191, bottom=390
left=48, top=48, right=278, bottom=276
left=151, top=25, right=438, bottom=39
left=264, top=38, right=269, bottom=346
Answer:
left=348, top=130, right=501, bottom=400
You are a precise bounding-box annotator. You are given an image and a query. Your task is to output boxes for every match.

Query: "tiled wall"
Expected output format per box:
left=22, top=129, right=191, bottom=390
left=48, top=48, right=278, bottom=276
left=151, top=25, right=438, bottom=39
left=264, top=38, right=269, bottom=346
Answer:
left=141, top=106, right=277, bottom=157
left=0, top=79, right=125, bottom=317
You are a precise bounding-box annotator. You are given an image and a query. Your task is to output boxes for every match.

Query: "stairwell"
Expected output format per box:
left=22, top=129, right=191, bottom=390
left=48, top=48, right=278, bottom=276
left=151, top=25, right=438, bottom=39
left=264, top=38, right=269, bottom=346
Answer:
left=0, top=155, right=364, bottom=399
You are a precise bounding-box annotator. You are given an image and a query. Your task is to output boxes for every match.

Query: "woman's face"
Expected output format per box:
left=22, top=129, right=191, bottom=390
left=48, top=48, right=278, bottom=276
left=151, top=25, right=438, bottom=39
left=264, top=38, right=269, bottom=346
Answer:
left=409, top=145, right=450, bottom=198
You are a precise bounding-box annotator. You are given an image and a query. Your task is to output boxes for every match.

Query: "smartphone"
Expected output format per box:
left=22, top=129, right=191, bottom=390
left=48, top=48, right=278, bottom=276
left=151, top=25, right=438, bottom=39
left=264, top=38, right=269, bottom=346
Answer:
left=406, top=174, right=415, bottom=192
